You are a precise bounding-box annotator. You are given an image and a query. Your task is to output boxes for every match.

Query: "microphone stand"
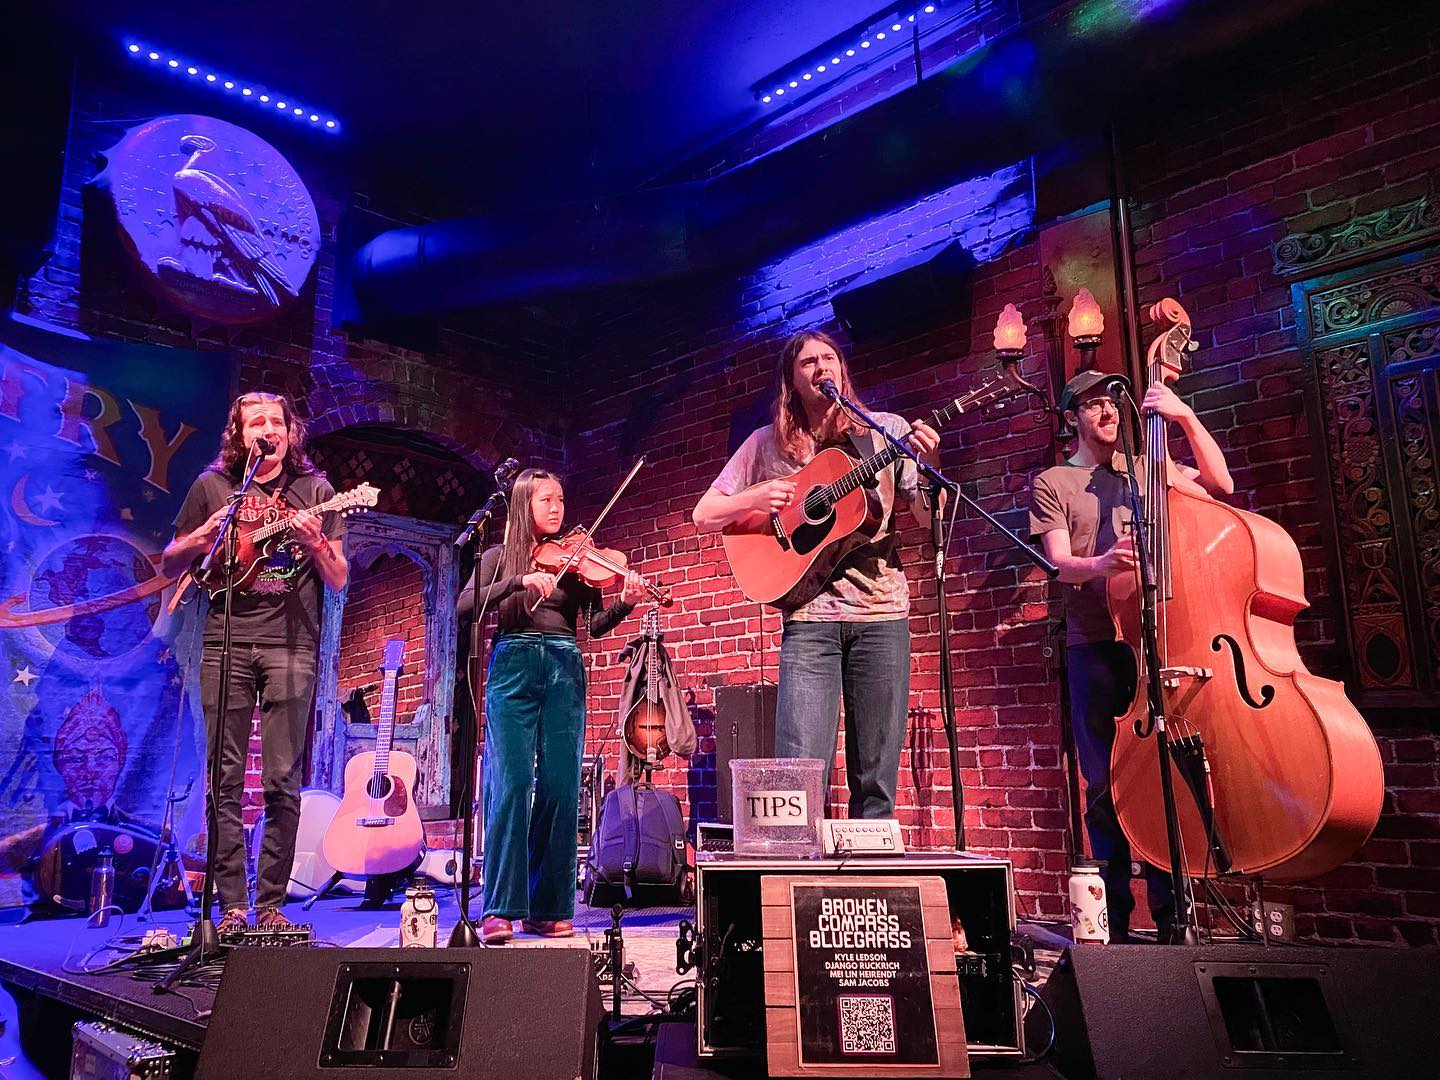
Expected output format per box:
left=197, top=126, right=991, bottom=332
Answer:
left=824, top=386, right=1057, bottom=852
left=1113, top=389, right=1199, bottom=945
left=449, top=486, right=509, bottom=947
left=157, top=445, right=268, bottom=993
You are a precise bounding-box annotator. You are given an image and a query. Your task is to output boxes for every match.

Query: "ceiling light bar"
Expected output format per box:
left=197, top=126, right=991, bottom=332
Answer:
left=125, top=40, right=341, bottom=133
left=757, top=3, right=942, bottom=106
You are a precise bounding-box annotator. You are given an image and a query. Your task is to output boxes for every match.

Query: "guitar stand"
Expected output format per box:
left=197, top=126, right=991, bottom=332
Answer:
left=302, top=863, right=419, bottom=911
left=138, top=783, right=198, bottom=921
left=301, top=872, right=344, bottom=911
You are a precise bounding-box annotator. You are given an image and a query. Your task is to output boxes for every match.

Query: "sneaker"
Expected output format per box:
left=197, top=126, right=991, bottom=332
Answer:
left=216, top=908, right=249, bottom=935
left=255, top=907, right=298, bottom=931
left=525, top=919, right=574, bottom=938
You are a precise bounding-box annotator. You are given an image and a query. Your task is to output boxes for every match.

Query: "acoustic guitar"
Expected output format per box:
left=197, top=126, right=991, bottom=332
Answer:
left=322, top=638, right=425, bottom=877
left=721, top=366, right=1029, bottom=607
left=623, top=607, right=670, bottom=766
left=198, top=481, right=379, bottom=598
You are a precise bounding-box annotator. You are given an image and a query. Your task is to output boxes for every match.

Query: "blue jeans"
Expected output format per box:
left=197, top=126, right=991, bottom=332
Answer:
left=775, top=618, right=910, bottom=819
left=482, top=634, right=585, bottom=922
left=1067, top=641, right=1175, bottom=936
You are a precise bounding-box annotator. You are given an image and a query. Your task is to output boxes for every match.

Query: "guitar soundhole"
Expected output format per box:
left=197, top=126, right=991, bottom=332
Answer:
left=801, top=486, right=832, bottom=524
left=366, top=775, right=393, bottom=800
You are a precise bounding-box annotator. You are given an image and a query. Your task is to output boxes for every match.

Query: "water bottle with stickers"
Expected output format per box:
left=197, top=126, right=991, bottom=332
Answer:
left=1068, top=862, right=1108, bottom=944
left=400, top=879, right=437, bottom=948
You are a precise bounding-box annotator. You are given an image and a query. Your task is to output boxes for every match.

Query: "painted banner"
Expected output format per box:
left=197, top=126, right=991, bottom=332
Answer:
left=0, top=315, right=231, bottom=908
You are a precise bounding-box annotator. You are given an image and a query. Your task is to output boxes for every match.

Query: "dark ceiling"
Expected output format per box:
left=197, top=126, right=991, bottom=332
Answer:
left=52, top=0, right=902, bottom=211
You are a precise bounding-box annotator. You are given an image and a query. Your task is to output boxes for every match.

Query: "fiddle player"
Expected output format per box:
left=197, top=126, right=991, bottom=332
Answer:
left=456, top=468, right=645, bottom=945
left=1028, top=370, right=1233, bottom=943
left=162, top=392, right=347, bottom=934
left=692, top=330, right=942, bottom=820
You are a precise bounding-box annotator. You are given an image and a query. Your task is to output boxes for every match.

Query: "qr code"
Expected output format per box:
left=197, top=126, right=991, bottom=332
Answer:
left=839, top=994, right=896, bottom=1054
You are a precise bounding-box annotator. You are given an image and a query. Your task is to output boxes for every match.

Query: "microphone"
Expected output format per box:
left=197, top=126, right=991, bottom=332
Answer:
left=1104, top=378, right=1129, bottom=402
left=492, top=457, right=520, bottom=488
left=253, top=436, right=276, bottom=458
left=817, top=378, right=840, bottom=402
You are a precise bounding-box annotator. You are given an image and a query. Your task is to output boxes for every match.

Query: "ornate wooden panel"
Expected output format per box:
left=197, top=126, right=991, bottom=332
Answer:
left=1299, top=243, right=1440, bottom=721
left=312, top=513, right=460, bottom=810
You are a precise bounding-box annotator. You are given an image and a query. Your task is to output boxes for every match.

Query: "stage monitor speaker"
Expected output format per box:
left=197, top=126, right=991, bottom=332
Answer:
left=713, top=683, right=777, bottom=823
left=197, top=946, right=600, bottom=1079
left=831, top=240, right=976, bottom=342
left=1043, top=943, right=1439, bottom=1080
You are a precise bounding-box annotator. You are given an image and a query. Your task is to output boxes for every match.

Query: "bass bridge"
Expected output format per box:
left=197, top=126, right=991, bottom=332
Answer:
left=1160, top=665, right=1213, bottom=689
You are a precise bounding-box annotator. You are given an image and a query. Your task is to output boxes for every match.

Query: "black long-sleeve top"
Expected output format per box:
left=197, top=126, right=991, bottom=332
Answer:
left=455, top=544, right=634, bottom=639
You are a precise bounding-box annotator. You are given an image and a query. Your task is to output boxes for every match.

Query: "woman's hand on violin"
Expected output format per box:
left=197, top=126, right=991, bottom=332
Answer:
left=1095, top=536, right=1138, bottom=577
left=1142, top=384, right=1193, bottom=424
left=522, top=571, right=558, bottom=599
left=750, top=479, right=796, bottom=515
left=620, top=571, right=646, bottom=606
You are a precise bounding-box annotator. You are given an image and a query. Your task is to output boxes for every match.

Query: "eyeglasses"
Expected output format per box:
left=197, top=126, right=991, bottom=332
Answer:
left=1077, top=398, right=1118, bottom=415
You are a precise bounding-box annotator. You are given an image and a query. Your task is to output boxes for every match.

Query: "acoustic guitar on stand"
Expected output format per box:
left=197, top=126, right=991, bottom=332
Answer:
left=323, top=638, right=425, bottom=877
left=722, top=363, right=1035, bottom=607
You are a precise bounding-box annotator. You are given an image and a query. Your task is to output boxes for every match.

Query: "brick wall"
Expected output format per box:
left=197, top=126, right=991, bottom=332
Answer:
left=338, top=554, right=428, bottom=720
left=1119, top=4, right=1440, bottom=945
left=561, top=3, right=1440, bottom=939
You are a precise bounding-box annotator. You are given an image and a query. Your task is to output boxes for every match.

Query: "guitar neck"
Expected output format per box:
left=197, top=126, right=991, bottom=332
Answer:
left=373, top=670, right=399, bottom=779
left=828, top=398, right=963, bottom=500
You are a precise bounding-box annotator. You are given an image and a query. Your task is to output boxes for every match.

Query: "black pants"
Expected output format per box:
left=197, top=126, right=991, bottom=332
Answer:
left=200, top=643, right=316, bottom=911
left=1067, top=641, right=1175, bottom=938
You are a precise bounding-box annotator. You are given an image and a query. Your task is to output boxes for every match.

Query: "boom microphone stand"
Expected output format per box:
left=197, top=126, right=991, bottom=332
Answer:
left=821, top=381, right=1057, bottom=851
left=157, top=442, right=269, bottom=993
left=449, top=461, right=517, bottom=947
left=1112, top=384, right=1199, bottom=945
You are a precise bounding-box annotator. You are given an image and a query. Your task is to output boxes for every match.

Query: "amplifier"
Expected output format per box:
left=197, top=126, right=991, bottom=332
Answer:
left=71, top=1021, right=173, bottom=1080
left=713, top=684, right=776, bottom=823
left=694, top=851, right=1022, bottom=1062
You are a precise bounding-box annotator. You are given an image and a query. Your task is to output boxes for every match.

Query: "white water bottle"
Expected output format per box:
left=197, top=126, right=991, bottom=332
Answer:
left=1068, top=862, right=1109, bottom=944
left=400, top=880, right=437, bottom=948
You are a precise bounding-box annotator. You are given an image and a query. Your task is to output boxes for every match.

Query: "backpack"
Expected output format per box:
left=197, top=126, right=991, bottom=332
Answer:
left=584, top=782, right=686, bottom=905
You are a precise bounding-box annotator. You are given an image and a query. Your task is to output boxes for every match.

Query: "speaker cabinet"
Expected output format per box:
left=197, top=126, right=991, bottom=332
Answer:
left=713, top=684, right=777, bottom=823
left=831, top=240, right=976, bottom=342
left=1044, top=943, right=1440, bottom=1080
left=198, top=947, right=600, bottom=1079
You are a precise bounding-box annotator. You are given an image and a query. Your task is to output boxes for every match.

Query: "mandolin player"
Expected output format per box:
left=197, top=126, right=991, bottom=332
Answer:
left=1028, top=370, right=1233, bottom=943
left=162, top=392, right=347, bottom=935
left=692, top=330, right=941, bottom=820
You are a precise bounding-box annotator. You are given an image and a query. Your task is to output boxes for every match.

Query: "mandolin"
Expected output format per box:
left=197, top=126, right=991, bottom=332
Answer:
left=197, top=481, right=379, bottom=598
left=322, top=638, right=425, bottom=878
left=721, top=365, right=1030, bottom=607
left=623, top=607, right=670, bottom=766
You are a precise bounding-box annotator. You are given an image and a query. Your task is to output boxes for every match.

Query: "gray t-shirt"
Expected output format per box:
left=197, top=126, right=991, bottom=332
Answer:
left=1028, top=460, right=1136, bottom=646
left=713, top=415, right=918, bottom=621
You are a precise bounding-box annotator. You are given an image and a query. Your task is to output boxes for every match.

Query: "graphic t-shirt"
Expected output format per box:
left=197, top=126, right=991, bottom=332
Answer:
left=712, top=415, right=918, bottom=621
left=173, top=468, right=342, bottom=647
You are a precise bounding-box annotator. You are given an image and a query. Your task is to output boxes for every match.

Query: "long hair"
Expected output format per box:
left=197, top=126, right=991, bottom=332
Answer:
left=496, top=467, right=562, bottom=631
left=771, top=330, right=864, bottom=463
left=210, top=392, right=319, bottom=479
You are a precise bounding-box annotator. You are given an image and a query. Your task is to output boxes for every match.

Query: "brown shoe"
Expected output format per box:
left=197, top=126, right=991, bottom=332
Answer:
left=525, top=919, right=574, bottom=938
left=255, top=907, right=297, bottom=931
left=216, top=908, right=249, bottom=934
left=480, top=916, right=513, bottom=945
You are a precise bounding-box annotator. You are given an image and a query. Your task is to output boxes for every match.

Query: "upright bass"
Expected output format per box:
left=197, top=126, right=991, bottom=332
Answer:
left=1107, top=299, right=1383, bottom=883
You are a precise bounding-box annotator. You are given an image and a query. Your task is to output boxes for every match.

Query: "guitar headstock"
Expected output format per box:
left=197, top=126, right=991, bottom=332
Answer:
left=336, top=482, right=381, bottom=515
left=950, top=356, right=1046, bottom=417
left=380, top=637, right=405, bottom=676
left=1145, top=298, right=1196, bottom=383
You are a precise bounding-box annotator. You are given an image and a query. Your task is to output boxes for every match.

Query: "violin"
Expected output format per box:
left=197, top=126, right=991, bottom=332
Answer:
left=533, top=528, right=673, bottom=607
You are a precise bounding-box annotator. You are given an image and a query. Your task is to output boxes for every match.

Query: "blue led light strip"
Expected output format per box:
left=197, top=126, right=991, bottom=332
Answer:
left=126, top=41, right=341, bottom=133
left=757, top=3, right=940, bottom=105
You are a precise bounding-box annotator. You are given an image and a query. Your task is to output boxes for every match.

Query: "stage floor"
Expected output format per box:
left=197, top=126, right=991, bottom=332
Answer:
left=0, top=887, right=695, bottom=1056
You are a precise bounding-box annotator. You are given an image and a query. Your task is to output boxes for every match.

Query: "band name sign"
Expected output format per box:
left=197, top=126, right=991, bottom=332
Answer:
left=761, top=875, right=968, bottom=1077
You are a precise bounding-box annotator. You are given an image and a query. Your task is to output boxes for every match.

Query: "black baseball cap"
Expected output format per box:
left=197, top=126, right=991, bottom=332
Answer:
left=1057, top=370, right=1129, bottom=414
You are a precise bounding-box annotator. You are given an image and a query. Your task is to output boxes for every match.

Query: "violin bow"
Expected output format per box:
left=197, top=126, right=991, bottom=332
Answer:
left=528, top=455, right=647, bottom=613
